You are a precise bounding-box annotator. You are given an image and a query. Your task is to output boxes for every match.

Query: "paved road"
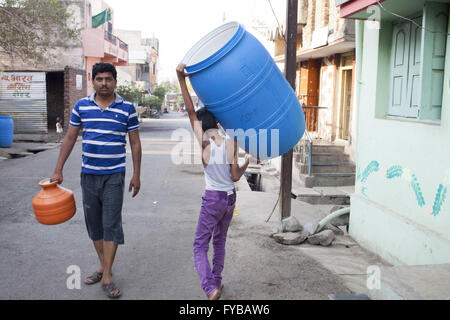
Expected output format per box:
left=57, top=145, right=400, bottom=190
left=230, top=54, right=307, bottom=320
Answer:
left=0, top=112, right=350, bottom=300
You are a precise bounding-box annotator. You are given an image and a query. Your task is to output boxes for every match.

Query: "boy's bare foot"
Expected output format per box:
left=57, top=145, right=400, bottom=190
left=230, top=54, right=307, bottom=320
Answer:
left=208, top=288, right=221, bottom=300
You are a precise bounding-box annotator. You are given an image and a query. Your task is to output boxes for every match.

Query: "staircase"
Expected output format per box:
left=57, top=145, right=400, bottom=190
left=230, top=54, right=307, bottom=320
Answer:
left=295, top=143, right=356, bottom=188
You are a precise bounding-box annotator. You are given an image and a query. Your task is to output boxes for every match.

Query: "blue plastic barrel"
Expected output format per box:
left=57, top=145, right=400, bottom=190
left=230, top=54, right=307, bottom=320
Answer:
left=0, top=115, right=14, bottom=148
left=182, top=21, right=305, bottom=159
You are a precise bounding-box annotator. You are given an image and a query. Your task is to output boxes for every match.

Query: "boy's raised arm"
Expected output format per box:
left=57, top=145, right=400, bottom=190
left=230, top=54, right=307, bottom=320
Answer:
left=176, top=64, right=204, bottom=147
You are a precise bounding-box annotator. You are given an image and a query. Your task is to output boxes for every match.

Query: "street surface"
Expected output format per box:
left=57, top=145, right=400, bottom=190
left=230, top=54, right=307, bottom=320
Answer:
left=0, top=112, right=350, bottom=299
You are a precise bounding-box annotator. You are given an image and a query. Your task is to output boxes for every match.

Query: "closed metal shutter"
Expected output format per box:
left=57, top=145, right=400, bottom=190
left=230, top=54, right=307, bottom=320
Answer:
left=0, top=72, right=48, bottom=133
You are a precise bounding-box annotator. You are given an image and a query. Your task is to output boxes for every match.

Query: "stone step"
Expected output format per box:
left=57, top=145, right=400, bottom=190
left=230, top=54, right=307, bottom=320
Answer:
left=311, top=145, right=345, bottom=153
left=300, top=173, right=356, bottom=188
left=299, top=162, right=356, bottom=174
left=292, top=186, right=351, bottom=205
left=312, top=153, right=350, bottom=163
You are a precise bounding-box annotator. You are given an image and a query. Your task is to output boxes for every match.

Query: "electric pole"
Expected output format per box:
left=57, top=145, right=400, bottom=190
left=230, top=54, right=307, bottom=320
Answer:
left=280, top=0, right=298, bottom=220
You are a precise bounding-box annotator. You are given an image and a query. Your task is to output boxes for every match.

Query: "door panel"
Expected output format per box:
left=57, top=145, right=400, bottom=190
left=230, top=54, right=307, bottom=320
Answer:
left=406, top=17, right=422, bottom=117
left=388, top=22, right=410, bottom=116
left=421, top=2, right=448, bottom=119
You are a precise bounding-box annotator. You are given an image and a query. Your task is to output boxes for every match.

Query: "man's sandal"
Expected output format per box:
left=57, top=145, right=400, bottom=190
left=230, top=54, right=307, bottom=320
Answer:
left=84, top=271, right=103, bottom=285
left=102, top=282, right=121, bottom=299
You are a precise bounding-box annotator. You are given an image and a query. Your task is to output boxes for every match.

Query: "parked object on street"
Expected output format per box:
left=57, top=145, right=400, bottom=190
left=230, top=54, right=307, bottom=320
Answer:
left=182, top=21, right=305, bottom=160
left=149, top=108, right=161, bottom=118
left=32, top=178, right=76, bottom=225
left=0, top=115, right=14, bottom=148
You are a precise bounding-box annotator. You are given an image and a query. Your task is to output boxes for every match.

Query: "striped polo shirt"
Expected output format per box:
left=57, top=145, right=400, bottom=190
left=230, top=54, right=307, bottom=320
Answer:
left=69, top=92, right=139, bottom=175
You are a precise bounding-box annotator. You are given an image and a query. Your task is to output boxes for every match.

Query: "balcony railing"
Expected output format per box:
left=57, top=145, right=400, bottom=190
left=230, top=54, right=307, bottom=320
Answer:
left=104, top=31, right=117, bottom=45
left=119, top=39, right=128, bottom=51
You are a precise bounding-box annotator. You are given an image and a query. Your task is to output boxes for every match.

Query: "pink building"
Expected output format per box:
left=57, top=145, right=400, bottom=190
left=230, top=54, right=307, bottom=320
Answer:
left=82, top=0, right=129, bottom=94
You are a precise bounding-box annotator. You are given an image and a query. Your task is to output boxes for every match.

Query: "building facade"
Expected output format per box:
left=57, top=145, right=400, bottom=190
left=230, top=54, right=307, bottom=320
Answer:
left=114, top=30, right=159, bottom=92
left=82, top=0, right=129, bottom=94
left=142, top=37, right=160, bottom=88
left=338, top=0, right=450, bottom=265
left=270, top=0, right=357, bottom=161
left=0, top=0, right=129, bottom=138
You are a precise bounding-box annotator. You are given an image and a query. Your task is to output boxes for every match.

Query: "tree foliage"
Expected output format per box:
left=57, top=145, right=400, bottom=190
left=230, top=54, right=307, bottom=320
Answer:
left=159, top=79, right=180, bottom=94
left=116, top=82, right=145, bottom=105
left=144, top=95, right=162, bottom=110
left=152, top=85, right=166, bottom=100
left=0, top=0, right=79, bottom=66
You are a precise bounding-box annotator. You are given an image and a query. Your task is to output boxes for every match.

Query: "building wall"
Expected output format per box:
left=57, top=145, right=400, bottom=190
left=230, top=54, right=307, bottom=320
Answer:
left=350, top=20, right=450, bottom=265
left=115, top=30, right=158, bottom=89
left=294, top=0, right=356, bottom=156
left=302, top=0, right=316, bottom=48
left=85, top=56, right=103, bottom=95
left=117, top=65, right=136, bottom=86
left=64, top=67, right=87, bottom=130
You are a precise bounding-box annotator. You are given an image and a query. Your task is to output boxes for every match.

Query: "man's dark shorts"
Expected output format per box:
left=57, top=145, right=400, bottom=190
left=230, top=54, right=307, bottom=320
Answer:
left=80, top=172, right=125, bottom=245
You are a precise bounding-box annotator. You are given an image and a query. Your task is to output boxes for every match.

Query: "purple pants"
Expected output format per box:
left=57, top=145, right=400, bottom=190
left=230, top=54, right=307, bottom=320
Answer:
left=193, top=189, right=236, bottom=296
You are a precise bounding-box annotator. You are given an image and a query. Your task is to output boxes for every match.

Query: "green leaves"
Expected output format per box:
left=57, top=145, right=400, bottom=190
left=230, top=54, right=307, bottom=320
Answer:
left=0, top=0, right=79, bottom=66
left=144, top=95, right=162, bottom=110
left=152, top=85, right=166, bottom=100
left=116, top=82, right=145, bottom=105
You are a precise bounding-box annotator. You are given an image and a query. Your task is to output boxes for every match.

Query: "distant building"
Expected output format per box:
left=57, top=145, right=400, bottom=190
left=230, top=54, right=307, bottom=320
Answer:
left=142, top=37, right=159, bottom=87
left=164, top=93, right=197, bottom=112
left=114, top=30, right=159, bottom=92
left=82, top=0, right=129, bottom=94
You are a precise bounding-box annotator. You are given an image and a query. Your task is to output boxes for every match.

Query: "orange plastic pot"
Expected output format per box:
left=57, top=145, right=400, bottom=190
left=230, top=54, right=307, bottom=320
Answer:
left=32, top=178, right=76, bottom=225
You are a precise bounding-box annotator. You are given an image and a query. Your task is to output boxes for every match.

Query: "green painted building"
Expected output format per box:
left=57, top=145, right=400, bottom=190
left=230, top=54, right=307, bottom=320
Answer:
left=339, top=0, right=450, bottom=265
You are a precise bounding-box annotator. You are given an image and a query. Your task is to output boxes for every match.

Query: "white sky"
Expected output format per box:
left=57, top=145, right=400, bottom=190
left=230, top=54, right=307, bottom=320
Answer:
left=104, top=0, right=287, bottom=82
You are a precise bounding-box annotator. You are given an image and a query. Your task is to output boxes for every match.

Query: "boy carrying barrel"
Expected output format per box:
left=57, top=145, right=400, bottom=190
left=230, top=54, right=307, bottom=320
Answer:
left=176, top=63, right=250, bottom=300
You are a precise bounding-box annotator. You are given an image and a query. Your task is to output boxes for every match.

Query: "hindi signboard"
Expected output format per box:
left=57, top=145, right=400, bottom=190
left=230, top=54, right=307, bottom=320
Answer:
left=0, top=72, right=46, bottom=100
left=0, top=72, right=48, bottom=133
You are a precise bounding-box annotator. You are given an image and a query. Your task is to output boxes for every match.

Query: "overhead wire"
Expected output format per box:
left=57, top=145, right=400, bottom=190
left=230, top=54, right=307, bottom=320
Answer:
left=267, top=0, right=286, bottom=42
left=375, top=0, right=450, bottom=35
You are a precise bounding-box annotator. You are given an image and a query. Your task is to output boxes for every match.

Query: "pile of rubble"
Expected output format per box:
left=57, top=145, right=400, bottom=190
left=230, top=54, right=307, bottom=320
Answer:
left=271, top=206, right=349, bottom=246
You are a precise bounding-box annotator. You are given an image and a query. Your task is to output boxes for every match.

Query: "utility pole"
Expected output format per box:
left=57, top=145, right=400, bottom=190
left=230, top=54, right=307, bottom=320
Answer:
left=280, top=0, right=298, bottom=220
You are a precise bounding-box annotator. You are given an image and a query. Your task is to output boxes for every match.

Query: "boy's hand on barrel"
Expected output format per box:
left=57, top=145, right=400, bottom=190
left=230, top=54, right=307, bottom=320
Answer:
left=176, top=63, right=188, bottom=78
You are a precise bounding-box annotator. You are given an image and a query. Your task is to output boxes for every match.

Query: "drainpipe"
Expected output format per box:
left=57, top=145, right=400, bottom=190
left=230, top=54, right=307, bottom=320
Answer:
left=354, top=20, right=364, bottom=164
left=316, top=207, right=350, bottom=233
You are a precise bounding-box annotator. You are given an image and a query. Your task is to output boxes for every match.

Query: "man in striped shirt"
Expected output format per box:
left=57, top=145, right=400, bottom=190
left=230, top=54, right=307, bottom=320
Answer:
left=51, top=63, right=142, bottom=298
